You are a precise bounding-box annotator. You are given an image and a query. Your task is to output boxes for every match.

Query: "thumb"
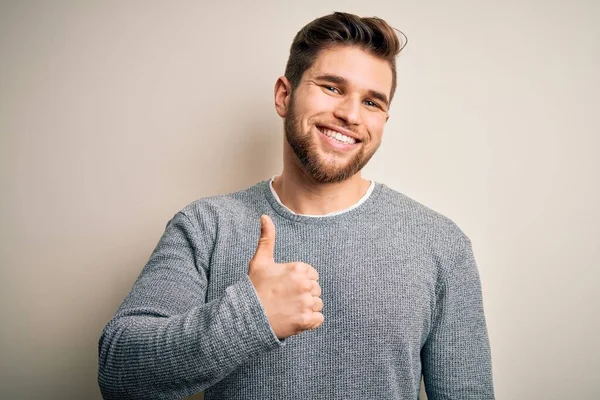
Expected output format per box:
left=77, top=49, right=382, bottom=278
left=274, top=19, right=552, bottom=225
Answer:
left=253, top=215, right=276, bottom=261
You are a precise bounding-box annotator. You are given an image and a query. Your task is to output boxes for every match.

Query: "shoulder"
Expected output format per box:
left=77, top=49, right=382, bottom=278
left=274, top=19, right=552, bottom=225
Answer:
left=376, top=184, right=477, bottom=285
left=376, top=183, right=472, bottom=257
left=377, top=184, right=466, bottom=235
left=175, top=180, right=267, bottom=228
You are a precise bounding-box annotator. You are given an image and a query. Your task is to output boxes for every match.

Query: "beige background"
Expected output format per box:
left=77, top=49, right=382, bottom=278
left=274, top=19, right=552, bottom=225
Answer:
left=1, top=1, right=598, bottom=399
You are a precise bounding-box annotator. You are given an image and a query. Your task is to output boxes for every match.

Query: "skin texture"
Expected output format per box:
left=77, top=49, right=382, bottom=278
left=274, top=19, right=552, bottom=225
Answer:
left=248, top=215, right=324, bottom=339
left=250, top=45, right=394, bottom=338
left=273, top=44, right=393, bottom=215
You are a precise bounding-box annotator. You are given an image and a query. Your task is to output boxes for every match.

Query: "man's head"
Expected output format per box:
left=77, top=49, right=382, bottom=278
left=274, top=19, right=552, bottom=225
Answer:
left=275, top=12, right=404, bottom=183
left=285, top=12, right=403, bottom=105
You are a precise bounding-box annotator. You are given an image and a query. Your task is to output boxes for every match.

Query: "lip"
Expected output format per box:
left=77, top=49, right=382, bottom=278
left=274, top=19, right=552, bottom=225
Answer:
left=316, top=126, right=360, bottom=151
left=316, top=123, right=361, bottom=142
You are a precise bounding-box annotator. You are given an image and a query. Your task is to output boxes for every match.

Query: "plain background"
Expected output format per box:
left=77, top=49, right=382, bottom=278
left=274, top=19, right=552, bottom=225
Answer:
left=1, top=1, right=598, bottom=399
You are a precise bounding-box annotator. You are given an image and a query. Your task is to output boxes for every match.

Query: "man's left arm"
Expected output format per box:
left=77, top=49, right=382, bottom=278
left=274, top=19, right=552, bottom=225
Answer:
left=421, top=230, right=495, bottom=399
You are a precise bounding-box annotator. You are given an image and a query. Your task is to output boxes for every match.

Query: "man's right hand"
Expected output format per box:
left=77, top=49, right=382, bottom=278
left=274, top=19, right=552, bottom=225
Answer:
left=248, top=215, right=324, bottom=339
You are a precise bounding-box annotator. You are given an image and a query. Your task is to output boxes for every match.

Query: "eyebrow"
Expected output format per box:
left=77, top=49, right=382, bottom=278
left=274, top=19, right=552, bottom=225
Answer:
left=314, top=74, right=390, bottom=108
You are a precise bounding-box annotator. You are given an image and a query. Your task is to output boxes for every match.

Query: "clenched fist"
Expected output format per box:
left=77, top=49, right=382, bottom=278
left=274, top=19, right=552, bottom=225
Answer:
left=248, top=215, right=324, bottom=339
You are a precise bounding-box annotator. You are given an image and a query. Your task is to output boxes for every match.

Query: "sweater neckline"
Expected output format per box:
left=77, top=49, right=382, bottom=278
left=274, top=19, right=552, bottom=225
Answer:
left=269, top=177, right=375, bottom=218
left=261, top=179, right=384, bottom=225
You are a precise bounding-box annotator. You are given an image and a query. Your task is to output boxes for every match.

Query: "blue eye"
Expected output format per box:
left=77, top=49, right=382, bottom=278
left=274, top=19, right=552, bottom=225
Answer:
left=324, top=86, right=340, bottom=94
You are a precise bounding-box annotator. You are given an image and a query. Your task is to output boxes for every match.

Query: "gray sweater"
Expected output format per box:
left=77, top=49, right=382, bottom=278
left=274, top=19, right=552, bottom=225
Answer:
left=98, top=180, right=494, bottom=399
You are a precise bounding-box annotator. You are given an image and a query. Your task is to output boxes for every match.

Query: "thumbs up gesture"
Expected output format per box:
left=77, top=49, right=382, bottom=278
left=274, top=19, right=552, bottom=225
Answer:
left=248, top=215, right=324, bottom=339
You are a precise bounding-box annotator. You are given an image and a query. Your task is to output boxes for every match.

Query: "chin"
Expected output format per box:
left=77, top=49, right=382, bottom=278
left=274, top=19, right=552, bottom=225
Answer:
left=305, top=161, right=361, bottom=183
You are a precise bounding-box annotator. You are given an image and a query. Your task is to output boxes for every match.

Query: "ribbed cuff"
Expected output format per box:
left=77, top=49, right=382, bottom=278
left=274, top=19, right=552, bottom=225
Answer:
left=225, top=275, right=285, bottom=351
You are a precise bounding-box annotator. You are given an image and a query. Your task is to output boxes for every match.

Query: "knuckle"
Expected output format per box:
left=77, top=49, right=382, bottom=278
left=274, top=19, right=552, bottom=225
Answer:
left=315, top=297, right=324, bottom=310
left=310, top=281, right=321, bottom=297
left=284, top=263, right=295, bottom=274
left=297, top=312, right=311, bottom=328
left=293, top=262, right=307, bottom=273
left=316, top=312, right=325, bottom=325
left=300, top=293, right=313, bottom=307
left=301, top=280, right=313, bottom=292
left=308, top=266, right=319, bottom=279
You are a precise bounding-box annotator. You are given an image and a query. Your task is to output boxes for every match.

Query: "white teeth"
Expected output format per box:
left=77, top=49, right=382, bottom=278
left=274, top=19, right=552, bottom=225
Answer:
left=321, top=128, right=356, bottom=144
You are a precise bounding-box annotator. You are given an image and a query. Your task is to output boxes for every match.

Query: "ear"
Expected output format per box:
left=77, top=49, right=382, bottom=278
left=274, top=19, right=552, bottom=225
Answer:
left=274, top=76, right=292, bottom=118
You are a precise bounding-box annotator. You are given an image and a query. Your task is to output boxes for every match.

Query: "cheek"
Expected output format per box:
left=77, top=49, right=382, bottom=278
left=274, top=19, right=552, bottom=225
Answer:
left=365, top=115, right=387, bottom=141
left=305, top=88, right=339, bottom=112
left=303, top=97, right=339, bottom=128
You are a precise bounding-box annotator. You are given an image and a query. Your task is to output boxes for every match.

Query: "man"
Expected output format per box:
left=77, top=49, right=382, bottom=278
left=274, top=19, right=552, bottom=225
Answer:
left=98, top=11, right=494, bottom=400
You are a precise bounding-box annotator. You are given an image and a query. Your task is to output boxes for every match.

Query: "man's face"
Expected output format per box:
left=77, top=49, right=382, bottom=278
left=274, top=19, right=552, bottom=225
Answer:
left=284, top=45, right=392, bottom=183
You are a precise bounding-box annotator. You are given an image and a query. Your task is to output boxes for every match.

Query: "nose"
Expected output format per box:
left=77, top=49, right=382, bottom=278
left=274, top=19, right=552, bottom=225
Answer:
left=333, top=96, right=361, bottom=126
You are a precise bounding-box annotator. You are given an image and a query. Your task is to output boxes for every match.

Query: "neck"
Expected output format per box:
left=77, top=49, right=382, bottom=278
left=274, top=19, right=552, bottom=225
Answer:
left=272, top=148, right=371, bottom=216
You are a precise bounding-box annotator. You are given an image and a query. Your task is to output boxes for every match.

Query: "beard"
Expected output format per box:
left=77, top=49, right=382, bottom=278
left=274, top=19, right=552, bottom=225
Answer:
left=284, top=96, right=380, bottom=183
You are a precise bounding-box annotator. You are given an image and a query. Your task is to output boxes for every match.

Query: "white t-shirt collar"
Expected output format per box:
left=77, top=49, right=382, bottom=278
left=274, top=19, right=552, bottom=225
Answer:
left=268, top=176, right=375, bottom=218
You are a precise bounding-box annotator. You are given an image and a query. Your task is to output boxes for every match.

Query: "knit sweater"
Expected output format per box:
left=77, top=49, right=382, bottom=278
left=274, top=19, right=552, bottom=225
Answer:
left=98, top=180, right=494, bottom=399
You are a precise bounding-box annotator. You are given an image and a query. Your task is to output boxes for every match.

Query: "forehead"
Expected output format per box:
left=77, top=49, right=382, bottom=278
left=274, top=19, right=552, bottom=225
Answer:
left=304, top=45, right=393, bottom=96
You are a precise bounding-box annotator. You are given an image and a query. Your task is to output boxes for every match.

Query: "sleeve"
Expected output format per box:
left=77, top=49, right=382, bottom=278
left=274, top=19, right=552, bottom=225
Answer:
left=421, top=231, right=495, bottom=399
left=97, top=211, right=282, bottom=400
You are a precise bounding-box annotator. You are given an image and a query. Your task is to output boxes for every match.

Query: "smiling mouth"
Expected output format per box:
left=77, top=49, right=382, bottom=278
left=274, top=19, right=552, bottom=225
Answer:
left=316, top=125, right=360, bottom=145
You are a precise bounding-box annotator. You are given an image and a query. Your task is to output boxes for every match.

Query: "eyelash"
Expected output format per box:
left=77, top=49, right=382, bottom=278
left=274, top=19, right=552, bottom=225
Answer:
left=323, top=86, right=382, bottom=110
left=363, top=100, right=380, bottom=108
